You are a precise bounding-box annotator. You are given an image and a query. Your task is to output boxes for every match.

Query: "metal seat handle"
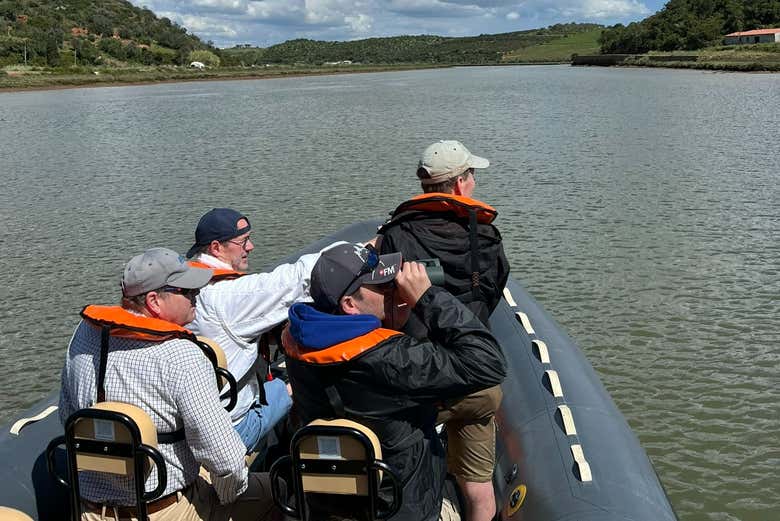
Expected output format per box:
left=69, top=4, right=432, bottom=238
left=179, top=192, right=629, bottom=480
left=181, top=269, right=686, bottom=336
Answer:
left=269, top=455, right=299, bottom=518
left=138, top=445, right=168, bottom=501
left=45, top=435, right=69, bottom=488
left=215, top=368, right=238, bottom=412
left=371, top=460, right=403, bottom=520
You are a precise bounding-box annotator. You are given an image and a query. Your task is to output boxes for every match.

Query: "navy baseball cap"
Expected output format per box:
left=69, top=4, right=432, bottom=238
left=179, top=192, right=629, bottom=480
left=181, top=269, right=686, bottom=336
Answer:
left=186, top=208, right=251, bottom=258
left=311, top=243, right=402, bottom=313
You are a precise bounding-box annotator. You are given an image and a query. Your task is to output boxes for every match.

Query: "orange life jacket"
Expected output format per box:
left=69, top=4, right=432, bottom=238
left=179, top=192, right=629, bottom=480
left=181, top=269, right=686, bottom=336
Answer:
left=283, top=325, right=402, bottom=365
left=188, top=260, right=245, bottom=282
left=82, top=305, right=195, bottom=342
left=391, top=193, right=498, bottom=224
left=80, top=305, right=228, bottom=418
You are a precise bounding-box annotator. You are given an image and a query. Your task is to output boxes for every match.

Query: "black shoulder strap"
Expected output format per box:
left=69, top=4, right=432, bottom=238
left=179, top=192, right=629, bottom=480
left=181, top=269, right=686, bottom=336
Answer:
left=468, top=208, right=481, bottom=300
left=157, top=429, right=186, bottom=444
left=220, top=355, right=265, bottom=403
left=325, top=385, right=346, bottom=417
left=96, top=325, right=110, bottom=403
left=95, top=323, right=186, bottom=444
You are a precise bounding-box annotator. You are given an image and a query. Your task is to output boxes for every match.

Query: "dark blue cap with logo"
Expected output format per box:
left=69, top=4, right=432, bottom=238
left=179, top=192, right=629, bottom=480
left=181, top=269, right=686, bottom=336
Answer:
left=186, top=208, right=251, bottom=258
left=311, top=243, right=402, bottom=313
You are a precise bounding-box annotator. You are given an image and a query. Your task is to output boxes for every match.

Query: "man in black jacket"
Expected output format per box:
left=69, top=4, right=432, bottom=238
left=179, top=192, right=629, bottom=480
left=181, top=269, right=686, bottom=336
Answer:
left=378, top=140, right=510, bottom=521
left=282, top=243, right=506, bottom=521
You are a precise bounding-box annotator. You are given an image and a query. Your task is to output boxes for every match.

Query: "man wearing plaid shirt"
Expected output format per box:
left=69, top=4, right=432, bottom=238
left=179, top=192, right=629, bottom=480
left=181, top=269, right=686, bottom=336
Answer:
left=59, top=248, right=278, bottom=520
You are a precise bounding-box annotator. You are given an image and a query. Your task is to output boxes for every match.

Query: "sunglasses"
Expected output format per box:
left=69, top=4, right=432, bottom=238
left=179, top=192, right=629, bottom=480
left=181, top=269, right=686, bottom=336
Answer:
left=158, top=286, right=200, bottom=299
left=336, top=245, right=381, bottom=304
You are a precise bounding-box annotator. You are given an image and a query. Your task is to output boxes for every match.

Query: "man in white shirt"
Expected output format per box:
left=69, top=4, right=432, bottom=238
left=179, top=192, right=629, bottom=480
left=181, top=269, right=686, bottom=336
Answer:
left=186, top=208, right=318, bottom=453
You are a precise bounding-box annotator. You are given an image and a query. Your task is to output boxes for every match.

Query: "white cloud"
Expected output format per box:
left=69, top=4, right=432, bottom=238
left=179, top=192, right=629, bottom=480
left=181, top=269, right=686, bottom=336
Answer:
left=506, top=11, right=519, bottom=20
left=388, top=0, right=486, bottom=17
left=245, top=1, right=303, bottom=22
left=521, top=0, right=650, bottom=21
left=179, top=14, right=239, bottom=37
left=581, top=0, right=651, bottom=18
left=345, top=13, right=373, bottom=33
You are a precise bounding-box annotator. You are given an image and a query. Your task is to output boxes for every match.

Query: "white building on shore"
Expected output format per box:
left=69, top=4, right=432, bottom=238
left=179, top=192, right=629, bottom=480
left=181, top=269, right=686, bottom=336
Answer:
left=724, top=28, right=780, bottom=45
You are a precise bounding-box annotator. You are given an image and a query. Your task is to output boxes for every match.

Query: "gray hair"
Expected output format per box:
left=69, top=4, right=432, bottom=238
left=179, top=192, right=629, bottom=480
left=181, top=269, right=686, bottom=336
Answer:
left=419, top=168, right=472, bottom=194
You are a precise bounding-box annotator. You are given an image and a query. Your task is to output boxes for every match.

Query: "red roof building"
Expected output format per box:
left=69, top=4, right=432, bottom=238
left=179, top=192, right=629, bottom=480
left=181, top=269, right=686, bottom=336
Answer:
left=724, top=28, right=780, bottom=45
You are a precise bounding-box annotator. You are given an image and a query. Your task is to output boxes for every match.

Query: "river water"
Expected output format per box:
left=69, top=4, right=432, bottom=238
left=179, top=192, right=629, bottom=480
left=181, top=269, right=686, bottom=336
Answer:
left=0, top=66, right=778, bottom=520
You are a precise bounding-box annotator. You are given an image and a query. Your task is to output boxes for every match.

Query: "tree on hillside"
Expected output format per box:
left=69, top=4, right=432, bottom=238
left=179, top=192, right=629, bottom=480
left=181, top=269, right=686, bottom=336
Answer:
left=45, top=32, right=59, bottom=66
left=189, top=49, right=219, bottom=67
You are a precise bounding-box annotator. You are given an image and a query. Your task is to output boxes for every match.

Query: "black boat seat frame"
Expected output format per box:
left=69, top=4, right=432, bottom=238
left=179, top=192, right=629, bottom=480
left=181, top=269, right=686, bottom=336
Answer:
left=270, top=419, right=402, bottom=521
left=46, top=404, right=167, bottom=521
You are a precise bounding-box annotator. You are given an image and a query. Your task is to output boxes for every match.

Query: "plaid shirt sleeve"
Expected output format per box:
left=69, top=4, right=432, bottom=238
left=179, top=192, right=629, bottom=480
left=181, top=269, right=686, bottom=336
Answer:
left=170, top=347, right=249, bottom=503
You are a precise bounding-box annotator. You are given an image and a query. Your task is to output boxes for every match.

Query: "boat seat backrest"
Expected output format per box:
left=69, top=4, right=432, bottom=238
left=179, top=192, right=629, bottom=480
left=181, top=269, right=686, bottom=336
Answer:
left=269, top=418, right=402, bottom=520
left=71, top=402, right=158, bottom=476
left=47, top=402, right=169, bottom=521
left=296, top=419, right=383, bottom=496
left=196, top=336, right=229, bottom=388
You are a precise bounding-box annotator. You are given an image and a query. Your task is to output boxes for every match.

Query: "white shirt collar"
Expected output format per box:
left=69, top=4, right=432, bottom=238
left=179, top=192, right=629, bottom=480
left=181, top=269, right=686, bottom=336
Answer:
left=194, top=253, right=234, bottom=271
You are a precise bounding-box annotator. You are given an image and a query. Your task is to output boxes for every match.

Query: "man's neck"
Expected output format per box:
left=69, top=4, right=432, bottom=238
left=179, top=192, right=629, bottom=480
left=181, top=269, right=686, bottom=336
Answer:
left=195, top=252, right=234, bottom=271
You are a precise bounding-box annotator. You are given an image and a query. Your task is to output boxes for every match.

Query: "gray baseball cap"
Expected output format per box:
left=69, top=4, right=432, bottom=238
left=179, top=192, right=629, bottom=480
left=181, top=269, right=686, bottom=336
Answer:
left=311, top=243, right=402, bottom=313
left=121, top=247, right=213, bottom=297
left=417, top=140, right=489, bottom=185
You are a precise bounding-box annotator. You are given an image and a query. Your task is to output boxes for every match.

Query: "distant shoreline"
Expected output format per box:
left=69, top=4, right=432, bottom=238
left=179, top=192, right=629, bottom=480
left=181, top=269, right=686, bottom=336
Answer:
left=0, top=64, right=451, bottom=93
left=572, top=53, right=780, bottom=72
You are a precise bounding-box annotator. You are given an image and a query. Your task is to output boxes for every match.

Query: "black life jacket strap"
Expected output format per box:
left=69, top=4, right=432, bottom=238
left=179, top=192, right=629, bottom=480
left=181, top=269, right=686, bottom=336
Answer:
left=97, top=325, right=110, bottom=403
left=157, top=429, right=186, bottom=444
left=468, top=208, right=480, bottom=301
left=220, top=355, right=266, bottom=404
left=95, top=324, right=186, bottom=445
left=325, top=385, right=346, bottom=417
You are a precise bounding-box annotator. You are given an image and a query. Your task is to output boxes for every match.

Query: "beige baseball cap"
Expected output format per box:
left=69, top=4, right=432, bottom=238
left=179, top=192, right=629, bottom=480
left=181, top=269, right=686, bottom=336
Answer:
left=417, top=140, right=489, bottom=185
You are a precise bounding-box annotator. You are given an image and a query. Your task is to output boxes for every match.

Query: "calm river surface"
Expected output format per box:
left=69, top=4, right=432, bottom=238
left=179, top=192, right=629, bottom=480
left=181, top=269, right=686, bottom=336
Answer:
left=0, top=66, right=778, bottom=520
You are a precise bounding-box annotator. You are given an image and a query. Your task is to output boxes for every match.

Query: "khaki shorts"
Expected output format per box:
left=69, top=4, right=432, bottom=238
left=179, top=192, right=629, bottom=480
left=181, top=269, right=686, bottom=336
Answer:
left=436, top=385, right=502, bottom=483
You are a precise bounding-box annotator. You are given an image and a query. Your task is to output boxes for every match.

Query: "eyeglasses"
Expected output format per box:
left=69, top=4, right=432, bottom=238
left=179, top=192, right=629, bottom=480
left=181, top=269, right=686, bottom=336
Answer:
left=225, top=235, right=252, bottom=249
left=158, top=286, right=200, bottom=299
left=336, top=245, right=381, bottom=304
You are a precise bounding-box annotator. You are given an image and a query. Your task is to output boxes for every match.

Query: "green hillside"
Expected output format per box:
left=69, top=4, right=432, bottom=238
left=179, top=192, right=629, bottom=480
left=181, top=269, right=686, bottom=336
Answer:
left=0, top=0, right=212, bottom=67
left=502, top=29, right=602, bottom=62
left=222, top=24, right=603, bottom=66
left=599, top=0, right=780, bottom=53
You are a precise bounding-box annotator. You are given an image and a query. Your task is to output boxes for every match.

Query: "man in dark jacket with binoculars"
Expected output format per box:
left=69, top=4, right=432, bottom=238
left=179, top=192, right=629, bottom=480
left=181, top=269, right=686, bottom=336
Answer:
left=283, top=243, right=506, bottom=521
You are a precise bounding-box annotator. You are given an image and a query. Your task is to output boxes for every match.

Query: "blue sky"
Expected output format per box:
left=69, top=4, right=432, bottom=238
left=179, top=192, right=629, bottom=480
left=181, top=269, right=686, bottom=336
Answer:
left=130, top=0, right=669, bottom=48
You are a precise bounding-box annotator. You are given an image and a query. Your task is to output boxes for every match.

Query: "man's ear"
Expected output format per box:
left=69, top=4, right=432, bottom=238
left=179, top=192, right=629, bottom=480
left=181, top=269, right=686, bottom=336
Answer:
left=145, top=291, right=163, bottom=317
left=340, top=295, right=361, bottom=316
left=453, top=176, right=466, bottom=196
left=207, top=239, right=223, bottom=258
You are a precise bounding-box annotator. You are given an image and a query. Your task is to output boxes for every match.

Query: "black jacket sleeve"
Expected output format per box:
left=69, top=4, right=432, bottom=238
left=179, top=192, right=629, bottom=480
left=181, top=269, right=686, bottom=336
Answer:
left=357, top=287, right=507, bottom=402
